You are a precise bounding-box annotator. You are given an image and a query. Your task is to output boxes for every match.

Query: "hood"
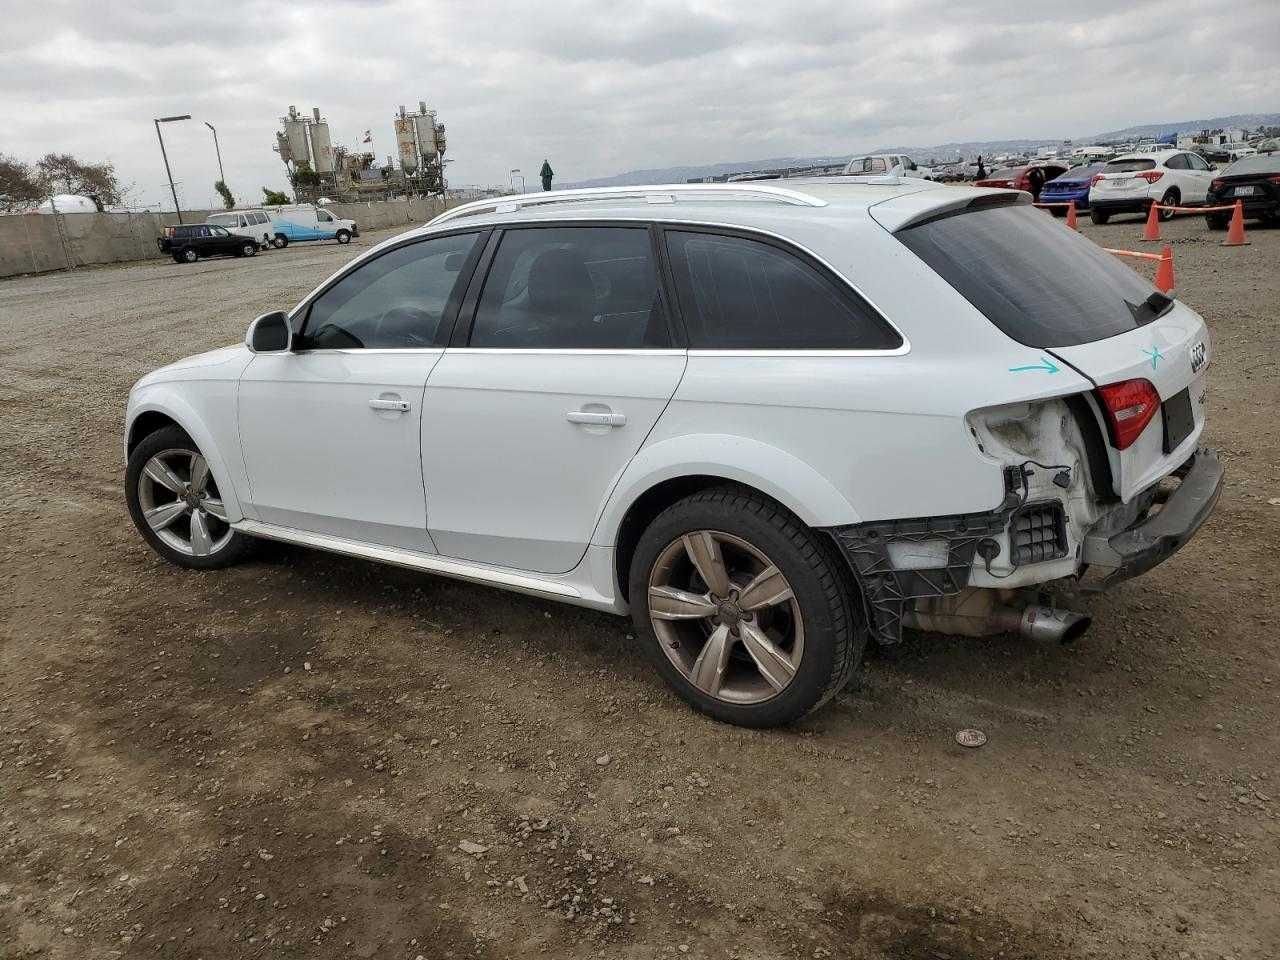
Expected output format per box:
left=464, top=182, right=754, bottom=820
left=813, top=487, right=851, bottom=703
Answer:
left=131, top=344, right=252, bottom=391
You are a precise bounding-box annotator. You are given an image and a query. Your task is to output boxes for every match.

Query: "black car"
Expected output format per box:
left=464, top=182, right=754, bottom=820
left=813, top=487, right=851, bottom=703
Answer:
left=1205, top=153, right=1280, bottom=228
left=157, top=224, right=260, bottom=264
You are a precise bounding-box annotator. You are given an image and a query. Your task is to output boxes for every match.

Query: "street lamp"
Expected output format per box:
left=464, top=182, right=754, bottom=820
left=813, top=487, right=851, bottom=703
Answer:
left=204, top=121, right=225, bottom=185
left=154, top=114, right=191, bottom=223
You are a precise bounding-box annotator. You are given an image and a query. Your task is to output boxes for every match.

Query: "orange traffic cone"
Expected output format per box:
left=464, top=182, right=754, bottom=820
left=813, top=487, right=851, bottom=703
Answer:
left=1141, top=201, right=1162, bottom=241
left=1154, top=245, right=1175, bottom=293
left=1066, top=201, right=1078, bottom=230
left=1222, top=199, right=1249, bottom=247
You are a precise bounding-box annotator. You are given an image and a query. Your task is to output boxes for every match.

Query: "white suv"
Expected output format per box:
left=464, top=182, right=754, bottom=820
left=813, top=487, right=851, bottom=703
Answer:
left=1088, top=149, right=1216, bottom=223
left=124, top=182, right=1223, bottom=728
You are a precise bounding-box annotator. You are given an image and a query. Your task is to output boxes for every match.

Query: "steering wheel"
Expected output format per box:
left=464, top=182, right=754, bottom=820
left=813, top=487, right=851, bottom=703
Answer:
left=372, top=305, right=436, bottom=347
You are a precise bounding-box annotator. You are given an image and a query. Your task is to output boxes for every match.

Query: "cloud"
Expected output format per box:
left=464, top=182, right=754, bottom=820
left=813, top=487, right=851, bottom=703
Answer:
left=0, top=0, right=1276, bottom=211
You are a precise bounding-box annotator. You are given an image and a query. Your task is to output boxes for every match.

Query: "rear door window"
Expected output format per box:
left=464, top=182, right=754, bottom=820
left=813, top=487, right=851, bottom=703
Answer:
left=664, top=230, right=901, bottom=350
left=896, top=202, right=1157, bottom=347
left=469, top=227, right=668, bottom=349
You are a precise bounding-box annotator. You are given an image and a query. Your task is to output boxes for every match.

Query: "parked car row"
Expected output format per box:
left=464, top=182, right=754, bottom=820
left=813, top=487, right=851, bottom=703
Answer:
left=156, top=203, right=359, bottom=264
left=974, top=147, right=1280, bottom=229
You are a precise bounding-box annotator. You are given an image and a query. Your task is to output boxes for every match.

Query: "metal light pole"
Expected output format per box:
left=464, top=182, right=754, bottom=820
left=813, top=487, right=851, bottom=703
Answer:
left=154, top=114, right=191, bottom=223
left=204, top=121, right=225, bottom=184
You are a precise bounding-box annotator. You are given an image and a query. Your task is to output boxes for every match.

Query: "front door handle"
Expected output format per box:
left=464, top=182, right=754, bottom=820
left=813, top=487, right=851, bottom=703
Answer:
left=566, top=410, right=626, bottom=427
left=369, top=398, right=411, bottom=412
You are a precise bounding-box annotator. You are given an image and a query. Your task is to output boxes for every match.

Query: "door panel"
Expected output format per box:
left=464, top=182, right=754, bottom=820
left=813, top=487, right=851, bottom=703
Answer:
left=239, top=351, right=441, bottom=550
left=421, top=351, right=685, bottom=573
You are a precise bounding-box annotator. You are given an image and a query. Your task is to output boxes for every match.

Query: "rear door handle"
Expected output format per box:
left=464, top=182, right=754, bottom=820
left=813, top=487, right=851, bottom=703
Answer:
left=369, top=398, right=411, bottom=412
left=566, top=410, right=626, bottom=427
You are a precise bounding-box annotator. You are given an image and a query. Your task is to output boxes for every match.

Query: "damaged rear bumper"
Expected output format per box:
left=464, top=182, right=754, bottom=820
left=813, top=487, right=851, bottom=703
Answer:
left=1081, top=447, right=1224, bottom=589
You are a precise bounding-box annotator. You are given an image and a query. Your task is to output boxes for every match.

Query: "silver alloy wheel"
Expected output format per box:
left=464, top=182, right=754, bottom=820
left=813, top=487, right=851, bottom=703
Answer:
left=648, top=530, right=804, bottom=704
left=136, top=448, right=233, bottom=557
left=183, top=248, right=197, bottom=262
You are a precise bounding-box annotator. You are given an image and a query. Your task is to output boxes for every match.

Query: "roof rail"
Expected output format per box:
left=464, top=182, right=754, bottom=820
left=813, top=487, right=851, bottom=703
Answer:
left=429, top=183, right=828, bottom=226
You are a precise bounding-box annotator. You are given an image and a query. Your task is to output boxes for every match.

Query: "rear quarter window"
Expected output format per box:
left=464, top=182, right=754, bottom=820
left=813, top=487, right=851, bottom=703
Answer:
left=664, top=230, right=901, bottom=351
left=896, top=203, right=1157, bottom=348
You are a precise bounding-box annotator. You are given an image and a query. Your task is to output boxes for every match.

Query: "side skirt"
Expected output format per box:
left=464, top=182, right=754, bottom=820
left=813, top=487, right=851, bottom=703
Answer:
left=234, top=519, right=607, bottom=607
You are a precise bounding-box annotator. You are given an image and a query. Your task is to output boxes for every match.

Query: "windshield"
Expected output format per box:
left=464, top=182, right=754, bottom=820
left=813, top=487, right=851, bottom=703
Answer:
left=1104, top=158, right=1157, bottom=173
left=896, top=203, right=1159, bottom=348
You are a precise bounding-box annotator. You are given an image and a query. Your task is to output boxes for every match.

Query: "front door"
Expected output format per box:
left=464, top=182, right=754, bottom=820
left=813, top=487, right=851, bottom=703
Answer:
left=422, top=224, right=685, bottom=574
left=237, top=231, right=482, bottom=551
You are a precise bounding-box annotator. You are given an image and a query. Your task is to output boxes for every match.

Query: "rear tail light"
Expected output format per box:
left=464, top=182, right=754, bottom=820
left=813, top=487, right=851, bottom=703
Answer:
left=1097, top=378, right=1161, bottom=450
left=1090, top=174, right=1104, bottom=186
left=1136, top=171, right=1164, bottom=183
left=1269, top=176, right=1280, bottom=184
left=1015, top=176, right=1031, bottom=190
left=1210, top=179, right=1225, bottom=192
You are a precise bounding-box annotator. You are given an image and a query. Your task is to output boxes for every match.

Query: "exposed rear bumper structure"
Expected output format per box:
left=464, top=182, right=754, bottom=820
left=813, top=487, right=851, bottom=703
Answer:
left=1082, top=447, right=1224, bottom=589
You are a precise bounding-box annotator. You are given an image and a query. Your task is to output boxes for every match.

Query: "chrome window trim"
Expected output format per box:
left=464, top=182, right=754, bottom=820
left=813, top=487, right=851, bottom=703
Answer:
left=443, top=348, right=687, bottom=356
left=286, top=216, right=911, bottom=357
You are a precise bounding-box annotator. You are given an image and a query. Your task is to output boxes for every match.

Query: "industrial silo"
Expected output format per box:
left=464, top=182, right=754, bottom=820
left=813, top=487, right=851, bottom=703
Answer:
left=284, top=118, right=311, bottom=168
left=310, top=119, right=334, bottom=173
left=394, top=113, right=419, bottom=173
left=413, top=112, right=437, bottom=159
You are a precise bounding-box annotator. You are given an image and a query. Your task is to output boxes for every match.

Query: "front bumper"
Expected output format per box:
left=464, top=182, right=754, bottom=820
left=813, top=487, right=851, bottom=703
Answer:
left=1082, top=447, right=1224, bottom=588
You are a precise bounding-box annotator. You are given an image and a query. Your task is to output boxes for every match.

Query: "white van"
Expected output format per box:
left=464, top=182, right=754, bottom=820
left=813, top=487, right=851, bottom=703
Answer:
left=261, top=204, right=359, bottom=248
left=206, top=210, right=275, bottom=250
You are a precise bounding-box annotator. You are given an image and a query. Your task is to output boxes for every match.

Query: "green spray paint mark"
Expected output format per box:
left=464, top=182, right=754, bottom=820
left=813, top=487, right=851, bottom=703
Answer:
left=1008, top=356, right=1060, bottom=375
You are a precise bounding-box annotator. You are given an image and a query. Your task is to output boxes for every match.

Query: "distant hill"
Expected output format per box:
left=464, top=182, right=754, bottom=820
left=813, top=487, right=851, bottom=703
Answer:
left=564, top=112, right=1280, bottom=189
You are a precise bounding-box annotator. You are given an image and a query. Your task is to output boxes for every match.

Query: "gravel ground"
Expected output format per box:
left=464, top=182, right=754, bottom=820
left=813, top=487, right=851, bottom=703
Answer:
left=1, top=214, right=1277, bottom=960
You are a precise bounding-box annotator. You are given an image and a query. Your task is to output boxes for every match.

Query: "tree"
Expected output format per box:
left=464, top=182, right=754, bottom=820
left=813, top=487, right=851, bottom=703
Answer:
left=34, top=153, right=124, bottom=211
left=262, top=187, right=290, bottom=205
left=0, top=153, right=44, bottom=212
left=214, top=180, right=235, bottom=209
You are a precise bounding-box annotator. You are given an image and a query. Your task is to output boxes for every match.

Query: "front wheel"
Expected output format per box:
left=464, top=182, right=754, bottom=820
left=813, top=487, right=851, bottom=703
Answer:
left=335, top=229, right=351, bottom=244
left=125, top=426, right=254, bottom=570
left=181, top=247, right=199, bottom=263
left=1090, top=209, right=1110, bottom=225
left=239, top=242, right=257, bottom=257
left=272, top=234, right=289, bottom=249
left=629, top=486, right=864, bottom=728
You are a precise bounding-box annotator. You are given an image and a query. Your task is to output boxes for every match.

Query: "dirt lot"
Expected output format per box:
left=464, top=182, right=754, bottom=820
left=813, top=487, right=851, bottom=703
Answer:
left=1, top=213, right=1277, bottom=960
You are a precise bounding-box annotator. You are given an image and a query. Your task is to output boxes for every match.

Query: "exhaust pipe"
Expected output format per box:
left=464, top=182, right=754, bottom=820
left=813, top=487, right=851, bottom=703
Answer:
left=903, top=591, right=1091, bottom=644
left=1007, top=605, right=1092, bottom=644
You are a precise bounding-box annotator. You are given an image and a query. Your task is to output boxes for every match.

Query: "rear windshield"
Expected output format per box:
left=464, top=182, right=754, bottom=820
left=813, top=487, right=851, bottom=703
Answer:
left=1222, top=154, right=1280, bottom=176
left=1103, top=158, right=1157, bottom=173
left=896, top=202, right=1157, bottom=348
left=1050, top=165, right=1101, bottom=182
left=985, top=167, right=1022, bottom=179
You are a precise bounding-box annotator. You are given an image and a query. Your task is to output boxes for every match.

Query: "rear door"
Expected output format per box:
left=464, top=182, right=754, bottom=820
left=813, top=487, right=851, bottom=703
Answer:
left=892, top=199, right=1209, bottom=501
left=421, top=223, right=685, bottom=574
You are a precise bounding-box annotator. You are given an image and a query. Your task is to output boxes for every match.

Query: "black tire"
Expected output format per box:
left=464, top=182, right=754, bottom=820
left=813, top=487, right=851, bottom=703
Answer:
left=239, top=242, right=257, bottom=257
left=125, top=425, right=255, bottom=570
left=1090, top=209, right=1110, bottom=225
left=335, top=229, right=351, bottom=244
left=273, top=234, right=289, bottom=249
left=1050, top=207, right=1066, bottom=218
left=1158, top=189, right=1179, bottom=221
left=172, top=253, right=186, bottom=264
left=1206, top=214, right=1229, bottom=231
left=181, top=247, right=199, bottom=263
left=628, top=485, right=865, bottom=728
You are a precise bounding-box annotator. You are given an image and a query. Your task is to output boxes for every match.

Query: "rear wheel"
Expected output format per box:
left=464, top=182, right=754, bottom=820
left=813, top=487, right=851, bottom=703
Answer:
left=1158, top=189, right=1179, bottom=221
left=272, top=234, right=289, bottom=249
left=1050, top=207, right=1066, bottom=217
left=335, top=229, right=351, bottom=244
left=1206, top=213, right=1229, bottom=230
left=1090, top=209, right=1110, bottom=225
left=125, top=426, right=254, bottom=570
left=629, top=486, right=864, bottom=728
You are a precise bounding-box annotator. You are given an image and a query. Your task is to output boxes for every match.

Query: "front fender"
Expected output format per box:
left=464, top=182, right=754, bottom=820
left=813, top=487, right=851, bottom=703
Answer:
left=591, top=433, right=860, bottom=547
left=126, top=385, right=247, bottom=524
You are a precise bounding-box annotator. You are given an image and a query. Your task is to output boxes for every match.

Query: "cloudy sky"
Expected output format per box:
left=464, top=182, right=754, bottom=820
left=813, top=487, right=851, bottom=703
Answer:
left=3, top=0, right=1277, bottom=210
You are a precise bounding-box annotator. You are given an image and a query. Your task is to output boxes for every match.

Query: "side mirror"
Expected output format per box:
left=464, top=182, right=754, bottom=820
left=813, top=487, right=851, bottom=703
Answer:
left=246, top=311, right=292, bottom=353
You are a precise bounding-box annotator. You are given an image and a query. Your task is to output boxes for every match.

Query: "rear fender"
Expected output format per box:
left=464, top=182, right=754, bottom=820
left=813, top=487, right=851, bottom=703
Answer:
left=591, top=433, right=860, bottom=548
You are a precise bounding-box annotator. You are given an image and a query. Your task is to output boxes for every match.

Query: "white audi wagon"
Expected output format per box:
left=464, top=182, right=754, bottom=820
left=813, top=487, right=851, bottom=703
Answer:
left=125, top=181, right=1222, bottom=727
